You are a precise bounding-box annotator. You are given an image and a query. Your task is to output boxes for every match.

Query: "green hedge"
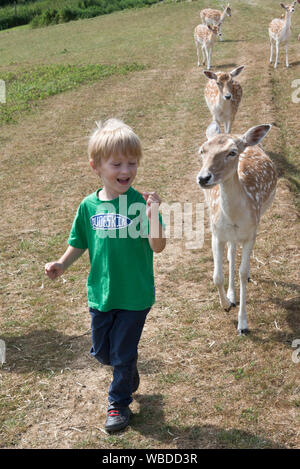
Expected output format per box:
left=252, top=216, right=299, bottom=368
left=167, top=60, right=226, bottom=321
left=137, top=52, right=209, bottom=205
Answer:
left=0, top=0, right=163, bottom=30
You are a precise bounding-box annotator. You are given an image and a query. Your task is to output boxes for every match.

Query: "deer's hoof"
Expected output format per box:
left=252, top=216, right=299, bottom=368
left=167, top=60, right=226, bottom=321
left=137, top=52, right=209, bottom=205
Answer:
left=224, top=302, right=236, bottom=312
left=238, top=328, right=249, bottom=336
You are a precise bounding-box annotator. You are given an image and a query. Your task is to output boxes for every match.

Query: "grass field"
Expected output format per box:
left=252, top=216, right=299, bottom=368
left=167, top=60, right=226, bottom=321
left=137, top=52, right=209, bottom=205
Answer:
left=0, top=0, right=299, bottom=449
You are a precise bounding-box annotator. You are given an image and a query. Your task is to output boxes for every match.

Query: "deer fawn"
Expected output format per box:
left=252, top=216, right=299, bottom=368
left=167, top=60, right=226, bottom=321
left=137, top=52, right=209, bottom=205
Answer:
left=196, top=122, right=277, bottom=334
left=269, top=2, right=296, bottom=68
left=200, top=3, right=231, bottom=41
left=203, top=66, right=244, bottom=134
left=194, top=23, right=222, bottom=69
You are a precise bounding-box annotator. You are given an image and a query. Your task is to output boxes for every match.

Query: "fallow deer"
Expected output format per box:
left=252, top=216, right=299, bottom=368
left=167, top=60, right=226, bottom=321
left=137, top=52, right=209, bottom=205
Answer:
left=269, top=2, right=296, bottom=68
left=194, top=23, right=222, bottom=69
left=203, top=66, right=244, bottom=134
left=200, top=3, right=231, bottom=41
left=196, top=122, right=277, bottom=334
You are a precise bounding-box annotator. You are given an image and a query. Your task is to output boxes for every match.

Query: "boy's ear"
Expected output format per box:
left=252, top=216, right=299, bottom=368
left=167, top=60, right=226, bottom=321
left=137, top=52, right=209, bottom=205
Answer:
left=89, top=160, right=100, bottom=173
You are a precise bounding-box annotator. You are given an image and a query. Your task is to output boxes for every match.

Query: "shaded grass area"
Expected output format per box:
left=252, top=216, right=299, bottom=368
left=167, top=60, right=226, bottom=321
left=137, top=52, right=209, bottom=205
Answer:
left=269, top=72, right=300, bottom=212
left=0, top=62, right=145, bottom=124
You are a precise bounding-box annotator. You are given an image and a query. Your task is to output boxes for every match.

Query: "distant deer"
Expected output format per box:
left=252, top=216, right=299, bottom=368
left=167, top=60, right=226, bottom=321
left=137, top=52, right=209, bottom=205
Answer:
left=269, top=2, right=296, bottom=68
left=200, top=3, right=231, bottom=41
left=194, top=23, right=222, bottom=69
left=203, top=66, right=244, bottom=134
left=196, top=122, right=277, bottom=334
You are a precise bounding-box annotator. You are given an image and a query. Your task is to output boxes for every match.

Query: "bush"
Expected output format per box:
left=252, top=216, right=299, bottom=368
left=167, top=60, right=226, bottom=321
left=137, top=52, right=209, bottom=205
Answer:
left=0, top=10, right=34, bottom=30
left=0, top=0, right=163, bottom=31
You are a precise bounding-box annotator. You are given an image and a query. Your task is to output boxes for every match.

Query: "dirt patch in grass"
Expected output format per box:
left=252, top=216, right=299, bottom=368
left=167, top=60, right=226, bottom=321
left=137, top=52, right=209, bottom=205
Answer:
left=0, top=0, right=299, bottom=449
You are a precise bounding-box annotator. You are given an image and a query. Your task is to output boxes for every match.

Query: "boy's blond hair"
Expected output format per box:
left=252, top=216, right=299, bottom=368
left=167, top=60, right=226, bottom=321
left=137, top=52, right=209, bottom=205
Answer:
left=88, top=118, right=142, bottom=166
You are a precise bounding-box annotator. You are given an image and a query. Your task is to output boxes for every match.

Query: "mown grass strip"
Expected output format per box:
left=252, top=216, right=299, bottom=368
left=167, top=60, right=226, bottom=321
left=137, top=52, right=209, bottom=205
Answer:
left=0, top=62, right=145, bottom=125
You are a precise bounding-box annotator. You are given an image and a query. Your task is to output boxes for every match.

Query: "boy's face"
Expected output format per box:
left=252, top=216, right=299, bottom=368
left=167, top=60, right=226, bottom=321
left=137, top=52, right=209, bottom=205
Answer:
left=91, top=153, right=138, bottom=198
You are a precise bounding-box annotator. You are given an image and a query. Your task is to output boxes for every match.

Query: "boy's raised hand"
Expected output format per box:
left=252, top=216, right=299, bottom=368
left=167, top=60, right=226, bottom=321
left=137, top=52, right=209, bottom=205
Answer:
left=45, top=262, right=64, bottom=280
left=142, top=192, right=161, bottom=219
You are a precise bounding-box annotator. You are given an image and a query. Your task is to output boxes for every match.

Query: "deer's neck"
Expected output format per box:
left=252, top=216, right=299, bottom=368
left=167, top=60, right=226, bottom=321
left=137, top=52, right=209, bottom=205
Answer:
left=220, top=9, right=227, bottom=22
left=219, top=172, right=244, bottom=220
left=209, top=33, right=217, bottom=44
left=284, top=12, right=292, bottom=30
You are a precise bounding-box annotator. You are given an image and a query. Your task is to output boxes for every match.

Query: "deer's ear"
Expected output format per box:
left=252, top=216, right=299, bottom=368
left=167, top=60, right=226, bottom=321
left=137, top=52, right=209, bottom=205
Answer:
left=280, top=2, right=287, bottom=9
left=230, top=65, right=244, bottom=78
left=206, top=121, right=221, bottom=140
left=203, top=70, right=218, bottom=80
left=241, top=124, right=272, bottom=148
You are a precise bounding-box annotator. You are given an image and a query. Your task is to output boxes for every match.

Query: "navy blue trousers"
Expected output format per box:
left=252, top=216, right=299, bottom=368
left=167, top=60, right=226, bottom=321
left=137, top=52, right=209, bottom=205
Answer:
left=89, top=307, right=150, bottom=407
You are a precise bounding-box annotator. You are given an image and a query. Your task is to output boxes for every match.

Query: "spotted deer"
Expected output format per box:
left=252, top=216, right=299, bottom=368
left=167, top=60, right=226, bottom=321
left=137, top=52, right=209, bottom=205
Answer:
left=269, top=2, right=296, bottom=68
left=194, top=23, right=222, bottom=69
left=203, top=66, right=244, bottom=134
left=196, top=122, right=277, bottom=334
left=200, top=3, right=231, bottom=41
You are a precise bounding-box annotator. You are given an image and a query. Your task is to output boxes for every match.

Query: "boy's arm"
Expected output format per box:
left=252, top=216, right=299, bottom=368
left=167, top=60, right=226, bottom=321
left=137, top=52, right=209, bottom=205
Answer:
left=142, top=192, right=166, bottom=253
left=45, top=245, right=86, bottom=280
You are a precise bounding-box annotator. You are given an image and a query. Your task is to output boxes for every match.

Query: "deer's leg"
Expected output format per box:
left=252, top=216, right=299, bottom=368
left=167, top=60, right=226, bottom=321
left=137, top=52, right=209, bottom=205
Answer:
left=207, top=47, right=212, bottom=70
left=269, top=39, right=273, bottom=63
left=274, top=41, right=279, bottom=68
left=224, top=120, right=232, bottom=134
left=227, top=242, right=236, bottom=307
left=201, top=45, right=207, bottom=65
left=285, top=42, right=289, bottom=68
left=238, top=239, right=255, bottom=334
left=195, top=41, right=201, bottom=67
left=212, top=235, right=231, bottom=310
left=219, top=24, right=223, bottom=41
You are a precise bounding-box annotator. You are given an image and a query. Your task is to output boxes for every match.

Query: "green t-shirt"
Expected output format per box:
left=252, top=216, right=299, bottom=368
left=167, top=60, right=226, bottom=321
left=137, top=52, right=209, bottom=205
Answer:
left=68, top=186, right=156, bottom=312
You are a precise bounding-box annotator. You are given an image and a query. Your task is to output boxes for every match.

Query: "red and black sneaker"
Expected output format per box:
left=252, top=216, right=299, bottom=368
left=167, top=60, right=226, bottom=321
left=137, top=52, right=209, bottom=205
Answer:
left=105, top=404, right=132, bottom=432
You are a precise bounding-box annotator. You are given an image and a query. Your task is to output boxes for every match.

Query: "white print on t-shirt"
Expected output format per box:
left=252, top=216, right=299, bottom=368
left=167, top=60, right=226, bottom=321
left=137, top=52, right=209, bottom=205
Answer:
left=90, top=213, right=132, bottom=230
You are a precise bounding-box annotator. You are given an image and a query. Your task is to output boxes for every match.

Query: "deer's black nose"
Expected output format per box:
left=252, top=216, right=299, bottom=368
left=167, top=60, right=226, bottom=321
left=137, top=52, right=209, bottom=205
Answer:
left=224, top=94, right=232, bottom=100
left=198, top=174, right=212, bottom=186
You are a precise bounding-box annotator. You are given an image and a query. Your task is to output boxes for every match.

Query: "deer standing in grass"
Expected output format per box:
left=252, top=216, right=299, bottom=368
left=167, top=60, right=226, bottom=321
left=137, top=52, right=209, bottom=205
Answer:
left=203, top=66, right=244, bottom=134
left=269, top=2, right=296, bottom=68
left=194, top=23, right=222, bottom=69
left=200, top=3, right=231, bottom=41
left=196, top=122, right=277, bottom=334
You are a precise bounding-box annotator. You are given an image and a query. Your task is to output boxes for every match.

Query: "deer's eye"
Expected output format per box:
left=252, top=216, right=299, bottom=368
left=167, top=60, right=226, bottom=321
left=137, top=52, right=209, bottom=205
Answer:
left=227, top=150, right=237, bottom=158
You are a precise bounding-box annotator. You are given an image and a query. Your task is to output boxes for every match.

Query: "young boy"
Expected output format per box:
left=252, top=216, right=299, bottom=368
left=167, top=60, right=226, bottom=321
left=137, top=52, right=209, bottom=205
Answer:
left=45, top=119, right=166, bottom=432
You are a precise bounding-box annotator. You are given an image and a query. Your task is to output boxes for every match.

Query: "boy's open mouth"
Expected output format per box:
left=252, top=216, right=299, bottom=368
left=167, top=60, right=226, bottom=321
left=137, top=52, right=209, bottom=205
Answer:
left=117, top=178, right=130, bottom=185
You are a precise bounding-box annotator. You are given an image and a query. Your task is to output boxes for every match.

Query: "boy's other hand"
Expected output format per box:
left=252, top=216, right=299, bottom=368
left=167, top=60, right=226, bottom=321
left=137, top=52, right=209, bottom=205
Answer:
left=45, top=262, right=64, bottom=280
left=142, top=192, right=161, bottom=219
